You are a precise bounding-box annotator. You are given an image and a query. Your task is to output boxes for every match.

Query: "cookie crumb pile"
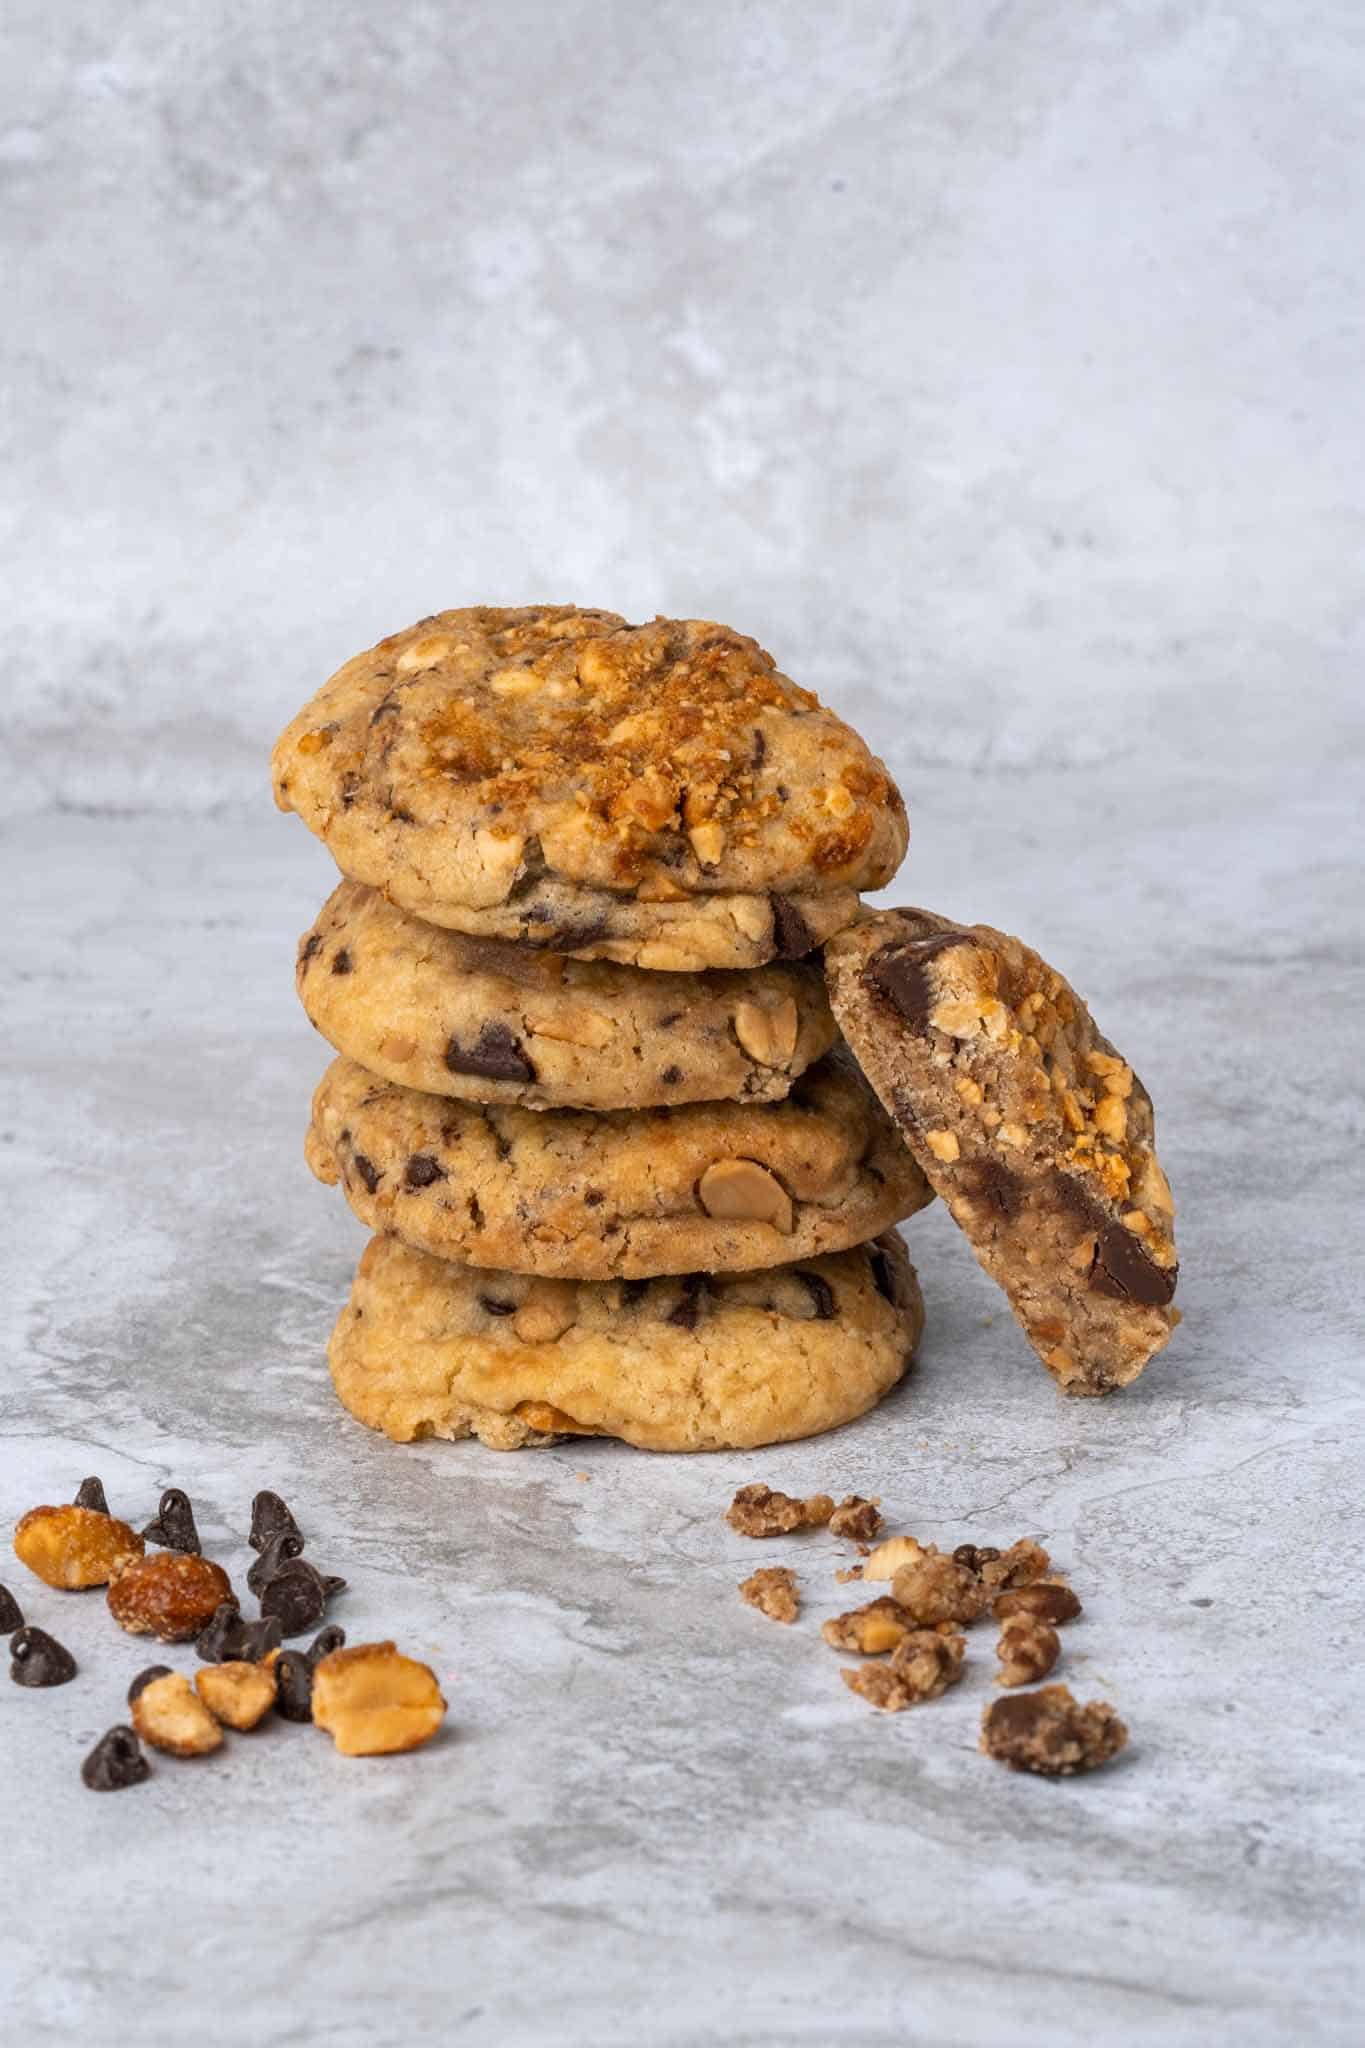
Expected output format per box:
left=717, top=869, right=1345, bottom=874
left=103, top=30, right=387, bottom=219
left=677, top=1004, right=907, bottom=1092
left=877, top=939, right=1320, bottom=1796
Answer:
left=273, top=603, right=1180, bottom=1440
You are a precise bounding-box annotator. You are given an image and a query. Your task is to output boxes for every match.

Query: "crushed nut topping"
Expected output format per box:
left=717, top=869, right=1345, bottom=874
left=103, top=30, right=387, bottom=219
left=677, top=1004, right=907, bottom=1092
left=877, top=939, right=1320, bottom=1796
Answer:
left=724, top=1484, right=834, bottom=1538
left=995, top=1613, right=1061, bottom=1687
left=828, top=1495, right=884, bottom=1543
left=842, top=1626, right=965, bottom=1710
left=739, top=1566, right=800, bottom=1624
left=980, top=1685, right=1128, bottom=1775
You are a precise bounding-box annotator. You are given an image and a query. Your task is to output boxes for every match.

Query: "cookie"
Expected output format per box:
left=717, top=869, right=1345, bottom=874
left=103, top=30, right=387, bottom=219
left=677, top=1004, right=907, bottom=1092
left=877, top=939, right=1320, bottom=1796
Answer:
left=271, top=607, right=906, bottom=970
left=306, top=1051, right=933, bottom=1280
left=296, top=880, right=837, bottom=1109
left=328, top=1231, right=923, bottom=1452
left=824, top=909, right=1178, bottom=1394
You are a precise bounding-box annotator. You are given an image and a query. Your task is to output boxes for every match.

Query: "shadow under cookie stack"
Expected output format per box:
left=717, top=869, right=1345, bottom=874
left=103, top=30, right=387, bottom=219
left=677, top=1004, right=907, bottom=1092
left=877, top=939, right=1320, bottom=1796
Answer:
left=273, top=605, right=1180, bottom=1453
left=272, top=607, right=932, bottom=1453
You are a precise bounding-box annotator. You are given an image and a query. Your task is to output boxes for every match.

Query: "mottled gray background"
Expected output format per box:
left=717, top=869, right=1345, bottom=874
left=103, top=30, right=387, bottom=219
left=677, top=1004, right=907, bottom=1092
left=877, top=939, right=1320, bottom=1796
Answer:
left=4, top=8, right=1365, bottom=2048
left=4, top=0, right=1362, bottom=807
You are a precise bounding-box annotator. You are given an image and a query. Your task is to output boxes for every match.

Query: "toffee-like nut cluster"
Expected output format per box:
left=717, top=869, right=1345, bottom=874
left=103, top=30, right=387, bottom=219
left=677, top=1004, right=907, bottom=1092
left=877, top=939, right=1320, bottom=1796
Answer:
left=725, top=1484, right=835, bottom=1538
left=995, top=1613, right=1061, bottom=1687
left=739, top=1566, right=800, bottom=1624
left=841, top=1626, right=965, bottom=1710
left=311, top=1641, right=447, bottom=1756
left=979, top=1539, right=1051, bottom=1593
left=13, top=1504, right=144, bottom=1589
left=821, top=1597, right=914, bottom=1655
left=107, top=1553, right=237, bottom=1642
left=980, top=1685, right=1127, bottom=1775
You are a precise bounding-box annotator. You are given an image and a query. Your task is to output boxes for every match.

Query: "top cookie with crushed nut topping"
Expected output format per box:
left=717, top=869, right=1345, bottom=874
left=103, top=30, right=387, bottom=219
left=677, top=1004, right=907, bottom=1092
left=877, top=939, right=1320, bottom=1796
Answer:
left=825, top=908, right=1178, bottom=1394
left=271, top=608, right=907, bottom=970
left=297, top=880, right=836, bottom=1111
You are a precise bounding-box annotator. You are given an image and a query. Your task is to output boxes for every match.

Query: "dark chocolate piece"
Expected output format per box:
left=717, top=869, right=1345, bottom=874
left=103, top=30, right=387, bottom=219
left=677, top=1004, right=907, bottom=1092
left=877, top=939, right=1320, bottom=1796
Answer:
left=258, top=1559, right=345, bottom=1639
left=247, top=1530, right=305, bottom=1596
left=330, top=947, right=353, bottom=975
left=81, top=1726, right=150, bottom=1791
left=443, top=1021, right=536, bottom=1084
left=768, top=894, right=815, bottom=960
left=10, top=1625, right=77, bottom=1688
left=0, top=1585, right=23, bottom=1633
left=127, top=1663, right=174, bottom=1705
left=73, top=1476, right=110, bottom=1515
left=141, top=1486, right=201, bottom=1555
left=298, top=931, right=323, bottom=968
left=404, top=1153, right=446, bottom=1189
left=249, top=1490, right=301, bottom=1554
left=306, top=1625, right=346, bottom=1663
left=478, top=1294, right=517, bottom=1317
left=864, top=930, right=966, bottom=1034
left=352, top=1152, right=382, bottom=1193
left=795, top=1271, right=836, bottom=1320
left=868, top=1244, right=899, bottom=1304
left=194, top=1603, right=283, bottom=1665
left=1089, top=1223, right=1177, bottom=1307
left=659, top=1065, right=683, bottom=1087
left=666, top=1274, right=708, bottom=1330
left=273, top=1649, right=316, bottom=1722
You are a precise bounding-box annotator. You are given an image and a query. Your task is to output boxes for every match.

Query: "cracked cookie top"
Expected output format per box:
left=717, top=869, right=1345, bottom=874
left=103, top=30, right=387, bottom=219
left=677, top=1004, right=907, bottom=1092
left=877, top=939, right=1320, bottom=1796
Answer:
left=271, top=607, right=907, bottom=923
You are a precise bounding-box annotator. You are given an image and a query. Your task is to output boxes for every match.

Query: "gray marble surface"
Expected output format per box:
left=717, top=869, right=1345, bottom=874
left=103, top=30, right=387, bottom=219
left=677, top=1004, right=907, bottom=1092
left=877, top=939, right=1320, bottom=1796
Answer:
left=3, top=738, right=1362, bottom=2047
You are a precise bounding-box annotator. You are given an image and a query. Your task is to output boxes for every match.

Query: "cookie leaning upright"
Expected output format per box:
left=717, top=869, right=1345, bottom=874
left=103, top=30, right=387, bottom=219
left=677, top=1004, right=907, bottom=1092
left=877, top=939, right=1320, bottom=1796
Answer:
left=271, top=607, right=906, bottom=971
left=825, top=909, right=1178, bottom=1394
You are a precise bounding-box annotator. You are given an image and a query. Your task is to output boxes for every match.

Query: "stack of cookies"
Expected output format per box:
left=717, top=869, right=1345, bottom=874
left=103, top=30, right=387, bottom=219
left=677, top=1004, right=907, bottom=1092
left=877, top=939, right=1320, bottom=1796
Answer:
left=271, top=608, right=933, bottom=1452
left=273, top=605, right=1181, bottom=1451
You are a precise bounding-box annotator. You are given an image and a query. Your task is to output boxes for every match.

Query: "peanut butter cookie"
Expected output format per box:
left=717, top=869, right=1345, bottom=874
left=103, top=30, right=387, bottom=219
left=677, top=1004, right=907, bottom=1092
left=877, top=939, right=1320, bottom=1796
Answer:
left=296, top=880, right=836, bottom=1109
left=328, top=1231, right=923, bottom=1452
left=271, top=607, right=906, bottom=969
left=825, top=908, right=1177, bottom=1393
left=305, top=1052, right=932, bottom=1279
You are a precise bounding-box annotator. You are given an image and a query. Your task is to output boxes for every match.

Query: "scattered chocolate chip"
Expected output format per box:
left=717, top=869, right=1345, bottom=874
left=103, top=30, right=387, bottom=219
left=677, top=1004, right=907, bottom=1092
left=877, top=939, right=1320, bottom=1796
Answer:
left=352, top=1152, right=382, bottom=1194
left=127, top=1663, right=174, bottom=1705
left=73, top=1476, right=110, bottom=1515
left=796, top=1271, right=835, bottom=1320
left=443, top=1021, right=536, bottom=1084
left=330, top=947, right=353, bottom=975
left=259, top=1558, right=345, bottom=1639
left=141, top=1486, right=201, bottom=1555
left=865, top=931, right=965, bottom=1033
left=306, top=1625, right=346, bottom=1663
left=404, top=1153, right=446, bottom=1189
left=769, top=895, right=815, bottom=960
left=953, top=1544, right=1003, bottom=1576
left=478, top=1294, right=517, bottom=1317
left=0, top=1585, right=23, bottom=1633
left=666, top=1274, right=708, bottom=1330
left=249, top=1490, right=301, bottom=1554
left=82, top=1726, right=150, bottom=1791
left=194, top=1602, right=283, bottom=1664
left=246, top=1530, right=305, bottom=1596
left=10, top=1625, right=77, bottom=1687
left=273, top=1648, right=316, bottom=1722
left=1089, top=1222, right=1178, bottom=1307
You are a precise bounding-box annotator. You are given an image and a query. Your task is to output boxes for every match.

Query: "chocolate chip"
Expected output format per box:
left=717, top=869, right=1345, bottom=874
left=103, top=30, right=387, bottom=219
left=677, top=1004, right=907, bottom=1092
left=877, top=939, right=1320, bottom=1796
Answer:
left=0, top=1585, right=23, bottom=1633
left=127, top=1663, right=173, bottom=1705
left=769, top=895, right=815, bottom=960
left=330, top=947, right=354, bottom=975
left=964, top=1160, right=1024, bottom=1221
left=865, top=930, right=965, bottom=1033
left=478, top=1294, right=517, bottom=1317
left=796, top=1271, right=835, bottom=1320
left=659, top=1065, right=683, bottom=1087
left=404, top=1153, right=446, bottom=1189
left=259, top=1558, right=345, bottom=1639
left=1089, top=1222, right=1177, bottom=1307
left=247, top=1530, right=305, bottom=1596
left=352, top=1152, right=382, bottom=1194
left=273, top=1648, right=316, bottom=1722
left=952, top=1544, right=1002, bottom=1576
left=444, top=1020, right=536, bottom=1084
left=751, top=727, right=767, bottom=769
left=195, top=1603, right=283, bottom=1664
left=620, top=1279, right=650, bottom=1306
left=81, top=1726, right=150, bottom=1792
left=868, top=1244, right=899, bottom=1304
left=583, top=1189, right=605, bottom=1207
left=298, top=932, right=322, bottom=969
left=666, top=1274, right=708, bottom=1330
left=306, top=1625, right=346, bottom=1663
left=250, top=1489, right=302, bottom=1554
left=141, top=1486, right=201, bottom=1555
left=73, top=1476, right=110, bottom=1514
left=10, top=1625, right=77, bottom=1687
left=544, top=915, right=609, bottom=951
left=657, top=1012, right=683, bottom=1028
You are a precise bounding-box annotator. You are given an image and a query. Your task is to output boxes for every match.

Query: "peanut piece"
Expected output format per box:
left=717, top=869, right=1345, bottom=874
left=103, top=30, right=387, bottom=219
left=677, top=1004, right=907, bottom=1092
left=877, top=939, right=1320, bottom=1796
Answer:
left=688, top=821, right=727, bottom=866
left=131, top=1672, right=225, bottom=1757
left=195, top=1660, right=278, bottom=1731
left=107, top=1553, right=237, bottom=1642
left=861, top=1535, right=928, bottom=1583
left=733, top=997, right=800, bottom=1068
left=311, top=1642, right=447, bottom=1757
left=13, top=1505, right=144, bottom=1589
left=696, top=1159, right=794, bottom=1232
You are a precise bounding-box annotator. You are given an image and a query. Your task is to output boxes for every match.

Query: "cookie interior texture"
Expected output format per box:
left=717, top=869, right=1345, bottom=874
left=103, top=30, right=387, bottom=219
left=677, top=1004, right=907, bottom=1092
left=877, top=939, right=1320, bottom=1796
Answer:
left=271, top=607, right=905, bottom=968
left=296, top=880, right=837, bottom=1109
left=306, top=1051, right=933, bottom=1280
left=824, top=907, right=1178, bottom=1394
left=329, top=1231, right=923, bottom=1452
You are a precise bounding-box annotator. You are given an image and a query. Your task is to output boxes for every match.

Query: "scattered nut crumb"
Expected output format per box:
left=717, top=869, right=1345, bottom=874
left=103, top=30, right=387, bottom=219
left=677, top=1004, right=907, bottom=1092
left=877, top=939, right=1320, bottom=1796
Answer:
left=195, top=1660, right=278, bottom=1730
left=861, top=1535, right=927, bottom=1582
left=828, top=1495, right=883, bottom=1542
left=821, top=1597, right=913, bottom=1655
left=891, top=1549, right=988, bottom=1626
left=130, top=1671, right=225, bottom=1757
left=993, top=1582, right=1082, bottom=1626
left=834, top=1565, right=864, bottom=1585
left=724, top=1484, right=834, bottom=1538
left=979, top=1540, right=1051, bottom=1593
left=980, top=1686, right=1127, bottom=1775
left=739, top=1566, right=800, bottom=1624
left=13, top=1504, right=144, bottom=1589
left=311, top=1641, right=447, bottom=1756
left=995, top=1613, right=1061, bottom=1687
left=842, top=1627, right=965, bottom=1710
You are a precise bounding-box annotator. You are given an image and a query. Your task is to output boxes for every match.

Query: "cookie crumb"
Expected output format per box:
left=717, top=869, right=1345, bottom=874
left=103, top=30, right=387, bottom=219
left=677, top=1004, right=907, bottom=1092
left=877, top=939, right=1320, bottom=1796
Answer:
left=980, top=1685, right=1127, bottom=1775
left=979, top=1539, right=1051, bottom=1593
left=828, top=1495, right=884, bottom=1542
left=834, top=1565, right=864, bottom=1585
left=724, top=1483, right=834, bottom=1538
left=821, top=1597, right=913, bottom=1654
left=842, top=1626, right=965, bottom=1710
left=995, top=1613, right=1061, bottom=1687
left=891, top=1548, right=988, bottom=1626
left=993, top=1582, right=1082, bottom=1626
left=739, top=1566, right=800, bottom=1624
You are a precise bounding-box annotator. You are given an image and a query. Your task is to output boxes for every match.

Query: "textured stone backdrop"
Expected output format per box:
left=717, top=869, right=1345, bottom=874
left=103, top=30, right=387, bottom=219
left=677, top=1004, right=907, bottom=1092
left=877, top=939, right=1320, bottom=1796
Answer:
left=3, top=0, right=1362, bottom=811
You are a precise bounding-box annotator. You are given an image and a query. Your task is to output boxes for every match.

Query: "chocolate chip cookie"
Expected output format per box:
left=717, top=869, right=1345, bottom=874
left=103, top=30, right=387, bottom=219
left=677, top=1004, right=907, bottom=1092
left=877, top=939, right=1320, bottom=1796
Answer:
left=271, top=607, right=906, bottom=969
left=825, top=909, right=1178, bottom=1393
left=306, top=1052, right=932, bottom=1280
left=297, top=880, right=837, bottom=1109
left=328, top=1230, right=923, bottom=1452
